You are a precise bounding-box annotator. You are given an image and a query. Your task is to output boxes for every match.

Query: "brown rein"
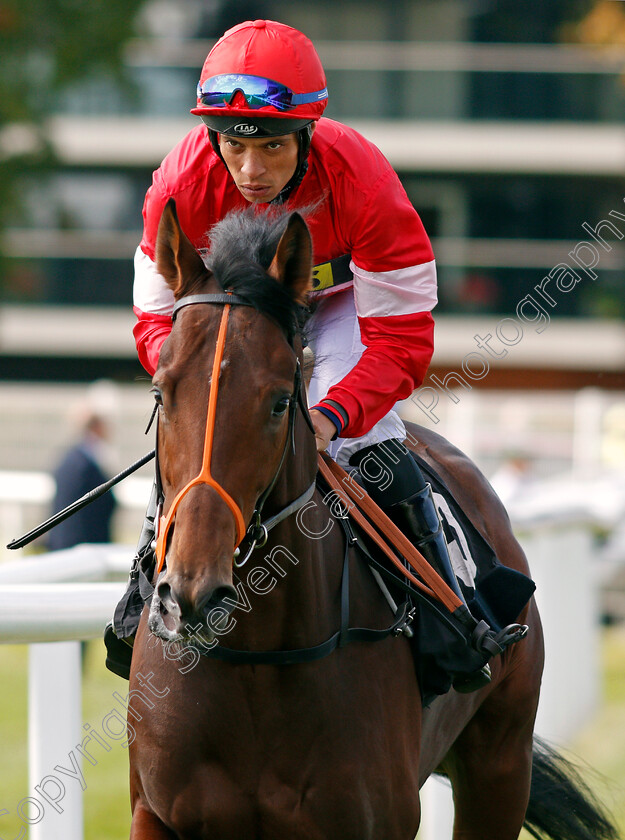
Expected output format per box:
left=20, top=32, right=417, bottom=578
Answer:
left=317, top=453, right=464, bottom=614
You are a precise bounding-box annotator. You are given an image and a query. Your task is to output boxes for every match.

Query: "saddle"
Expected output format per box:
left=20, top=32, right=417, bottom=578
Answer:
left=318, top=452, right=535, bottom=706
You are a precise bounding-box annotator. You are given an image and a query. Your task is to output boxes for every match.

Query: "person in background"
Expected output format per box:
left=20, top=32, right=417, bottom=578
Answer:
left=48, top=410, right=117, bottom=551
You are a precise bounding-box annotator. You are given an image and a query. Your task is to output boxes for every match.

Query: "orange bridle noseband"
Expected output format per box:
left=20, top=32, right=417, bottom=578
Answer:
left=155, top=301, right=246, bottom=574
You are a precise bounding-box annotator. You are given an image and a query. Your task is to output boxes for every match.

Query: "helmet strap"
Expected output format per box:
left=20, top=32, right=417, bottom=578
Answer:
left=208, top=128, right=225, bottom=164
left=271, top=123, right=313, bottom=205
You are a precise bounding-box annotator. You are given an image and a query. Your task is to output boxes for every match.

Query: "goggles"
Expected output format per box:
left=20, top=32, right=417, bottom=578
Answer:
left=197, top=74, right=328, bottom=112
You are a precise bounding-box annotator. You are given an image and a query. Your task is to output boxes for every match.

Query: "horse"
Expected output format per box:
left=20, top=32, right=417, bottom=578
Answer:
left=126, top=199, right=618, bottom=840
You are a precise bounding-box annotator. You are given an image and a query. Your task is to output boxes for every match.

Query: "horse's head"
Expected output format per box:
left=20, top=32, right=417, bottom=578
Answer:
left=148, top=199, right=314, bottom=644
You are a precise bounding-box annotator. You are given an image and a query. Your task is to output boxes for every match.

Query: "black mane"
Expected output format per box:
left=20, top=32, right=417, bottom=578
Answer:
left=204, top=208, right=308, bottom=339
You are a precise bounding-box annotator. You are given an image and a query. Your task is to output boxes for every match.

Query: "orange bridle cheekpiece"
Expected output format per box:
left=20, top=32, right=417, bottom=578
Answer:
left=155, top=303, right=247, bottom=574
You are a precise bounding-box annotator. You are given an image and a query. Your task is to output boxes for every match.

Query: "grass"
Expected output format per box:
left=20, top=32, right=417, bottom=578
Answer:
left=568, top=624, right=625, bottom=834
left=1, top=629, right=625, bottom=839
left=518, top=624, right=625, bottom=840
left=80, top=642, right=133, bottom=840
left=0, top=641, right=131, bottom=840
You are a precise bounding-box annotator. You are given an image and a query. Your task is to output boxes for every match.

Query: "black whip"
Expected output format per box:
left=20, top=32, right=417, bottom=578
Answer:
left=6, top=449, right=155, bottom=550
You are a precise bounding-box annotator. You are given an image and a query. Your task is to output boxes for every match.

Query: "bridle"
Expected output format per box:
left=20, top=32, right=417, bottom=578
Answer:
left=146, top=292, right=415, bottom=667
left=154, top=292, right=316, bottom=575
left=148, top=292, right=485, bottom=668
left=147, top=296, right=526, bottom=671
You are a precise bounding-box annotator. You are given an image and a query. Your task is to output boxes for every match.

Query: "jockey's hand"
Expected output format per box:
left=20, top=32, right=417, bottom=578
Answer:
left=309, top=409, right=336, bottom=452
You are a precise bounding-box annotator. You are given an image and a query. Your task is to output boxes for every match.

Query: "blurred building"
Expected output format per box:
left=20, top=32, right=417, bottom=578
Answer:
left=1, top=0, right=624, bottom=390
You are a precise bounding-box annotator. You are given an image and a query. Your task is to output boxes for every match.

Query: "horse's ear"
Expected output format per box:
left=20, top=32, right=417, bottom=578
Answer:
left=267, top=213, right=313, bottom=305
left=155, top=199, right=208, bottom=298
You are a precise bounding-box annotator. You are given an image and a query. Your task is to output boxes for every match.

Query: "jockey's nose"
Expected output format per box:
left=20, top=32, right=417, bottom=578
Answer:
left=240, top=149, right=266, bottom=179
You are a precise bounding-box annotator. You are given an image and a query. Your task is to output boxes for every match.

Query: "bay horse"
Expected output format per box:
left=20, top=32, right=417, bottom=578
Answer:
left=127, top=199, right=618, bottom=840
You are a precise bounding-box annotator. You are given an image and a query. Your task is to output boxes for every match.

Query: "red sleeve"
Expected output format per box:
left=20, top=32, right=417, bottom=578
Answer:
left=312, top=144, right=436, bottom=438
left=350, top=180, right=433, bottom=273
left=133, top=307, right=172, bottom=376
left=316, top=311, right=434, bottom=438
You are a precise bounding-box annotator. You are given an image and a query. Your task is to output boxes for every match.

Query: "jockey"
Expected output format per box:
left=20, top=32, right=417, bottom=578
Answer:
left=105, top=19, right=480, bottom=685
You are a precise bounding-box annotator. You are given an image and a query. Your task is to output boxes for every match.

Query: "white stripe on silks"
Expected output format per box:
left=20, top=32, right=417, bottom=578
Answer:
left=133, top=247, right=175, bottom=316
left=351, top=259, right=438, bottom=318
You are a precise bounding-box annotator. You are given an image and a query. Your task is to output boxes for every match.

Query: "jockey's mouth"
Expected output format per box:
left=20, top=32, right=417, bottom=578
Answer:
left=238, top=182, right=275, bottom=201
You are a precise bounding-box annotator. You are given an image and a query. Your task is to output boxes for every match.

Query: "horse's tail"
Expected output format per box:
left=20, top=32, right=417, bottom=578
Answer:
left=523, top=736, right=619, bottom=840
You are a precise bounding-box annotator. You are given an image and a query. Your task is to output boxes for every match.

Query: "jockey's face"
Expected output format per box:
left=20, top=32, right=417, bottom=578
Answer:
left=219, top=133, right=299, bottom=204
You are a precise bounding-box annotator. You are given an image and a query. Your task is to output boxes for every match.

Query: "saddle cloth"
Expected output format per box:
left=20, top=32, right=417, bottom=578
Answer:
left=414, top=453, right=534, bottom=625
left=361, top=452, right=536, bottom=705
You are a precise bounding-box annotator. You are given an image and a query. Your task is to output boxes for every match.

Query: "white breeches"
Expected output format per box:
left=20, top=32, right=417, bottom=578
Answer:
left=306, top=290, right=406, bottom=469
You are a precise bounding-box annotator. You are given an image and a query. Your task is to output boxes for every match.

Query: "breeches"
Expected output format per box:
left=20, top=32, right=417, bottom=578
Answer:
left=306, top=290, right=406, bottom=468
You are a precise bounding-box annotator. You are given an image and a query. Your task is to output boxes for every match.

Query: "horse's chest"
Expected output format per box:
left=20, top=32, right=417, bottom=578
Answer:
left=174, top=760, right=419, bottom=840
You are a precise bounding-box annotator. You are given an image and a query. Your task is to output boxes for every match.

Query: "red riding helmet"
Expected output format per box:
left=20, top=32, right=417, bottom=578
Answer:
left=191, top=19, right=328, bottom=135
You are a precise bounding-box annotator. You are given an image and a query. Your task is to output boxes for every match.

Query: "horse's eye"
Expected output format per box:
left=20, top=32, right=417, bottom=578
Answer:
left=151, top=387, right=163, bottom=406
left=271, top=396, right=291, bottom=418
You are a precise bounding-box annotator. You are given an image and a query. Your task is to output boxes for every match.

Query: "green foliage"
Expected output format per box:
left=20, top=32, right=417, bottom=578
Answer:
left=0, top=0, right=148, bottom=247
left=0, top=0, right=147, bottom=119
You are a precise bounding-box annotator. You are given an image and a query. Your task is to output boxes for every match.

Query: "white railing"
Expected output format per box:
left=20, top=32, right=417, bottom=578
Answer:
left=0, top=546, right=129, bottom=840
left=0, top=512, right=608, bottom=840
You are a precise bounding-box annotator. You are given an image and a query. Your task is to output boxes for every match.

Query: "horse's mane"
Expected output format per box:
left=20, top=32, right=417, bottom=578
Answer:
left=204, top=207, right=310, bottom=339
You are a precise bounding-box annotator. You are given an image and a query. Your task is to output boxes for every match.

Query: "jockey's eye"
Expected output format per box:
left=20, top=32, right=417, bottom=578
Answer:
left=151, top=387, right=164, bottom=406
left=271, top=395, right=291, bottom=418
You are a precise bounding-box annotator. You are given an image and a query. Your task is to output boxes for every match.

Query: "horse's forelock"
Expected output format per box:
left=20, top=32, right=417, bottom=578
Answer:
left=208, top=208, right=291, bottom=273
left=205, top=209, right=307, bottom=338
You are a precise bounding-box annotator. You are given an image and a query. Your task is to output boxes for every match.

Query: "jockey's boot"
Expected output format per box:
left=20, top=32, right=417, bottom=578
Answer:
left=104, top=483, right=158, bottom=680
left=349, top=439, right=491, bottom=693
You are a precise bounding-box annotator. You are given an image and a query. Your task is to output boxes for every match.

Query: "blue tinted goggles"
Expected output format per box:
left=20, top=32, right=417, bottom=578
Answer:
left=197, top=74, right=328, bottom=112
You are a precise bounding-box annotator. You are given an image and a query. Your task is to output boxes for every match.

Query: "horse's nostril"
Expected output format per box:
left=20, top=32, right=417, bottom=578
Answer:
left=156, top=580, right=183, bottom=618
left=156, top=580, right=172, bottom=603
left=198, top=585, right=238, bottom=619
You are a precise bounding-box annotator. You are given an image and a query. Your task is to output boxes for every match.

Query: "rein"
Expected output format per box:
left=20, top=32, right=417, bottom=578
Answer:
left=318, top=455, right=464, bottom=615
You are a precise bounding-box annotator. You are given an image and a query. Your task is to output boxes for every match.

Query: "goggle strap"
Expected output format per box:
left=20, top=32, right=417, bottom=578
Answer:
left=291, top=88, right=328, bottom=104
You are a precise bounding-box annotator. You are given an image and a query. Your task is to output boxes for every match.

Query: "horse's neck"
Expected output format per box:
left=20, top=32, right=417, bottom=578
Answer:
left=224, top=453, right=394, bottom=665
left=228, top=451, right=344, bottom=649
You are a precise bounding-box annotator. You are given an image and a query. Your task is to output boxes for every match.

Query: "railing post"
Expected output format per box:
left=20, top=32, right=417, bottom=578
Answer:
left=28, top=642, right=83, bottom=840
left=418, top=776, right=454, bottom=839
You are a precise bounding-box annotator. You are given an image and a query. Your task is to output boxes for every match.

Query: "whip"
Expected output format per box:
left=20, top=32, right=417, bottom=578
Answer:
left=6, top=449, right=155, bottom=550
